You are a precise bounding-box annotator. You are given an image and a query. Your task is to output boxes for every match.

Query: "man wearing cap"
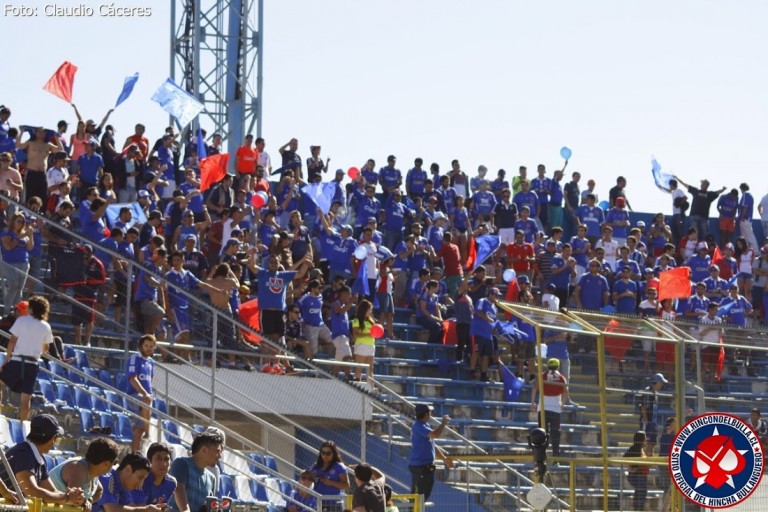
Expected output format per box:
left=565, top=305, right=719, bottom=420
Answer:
left=605, top=197, right=630, bottom=246
left=0, top=295, right=54, bottom=420
left=0, top=414, right=82, bottom=506
left=675, top=176, right=726, bottom=238
left=46, top=151, right=71, bottom=198
left=638, top=373, right=668, bottom=452
left=530, top=358, right=569, bottom=458
left=18, top=127, right=64, bottom=202
left=408, top=404, right=453, bottom=502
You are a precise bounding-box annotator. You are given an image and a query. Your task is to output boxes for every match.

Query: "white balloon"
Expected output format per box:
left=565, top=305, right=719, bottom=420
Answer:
left=503, top=268, right=517, bottom=282
left=354, top=245, right=368, bottom=260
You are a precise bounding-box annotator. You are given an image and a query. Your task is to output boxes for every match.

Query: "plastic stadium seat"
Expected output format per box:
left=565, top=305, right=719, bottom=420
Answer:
left=74, top=387, right=92, bottom=410
left=48, top=361, right=68, bottom=381
left=152, top=397, right=168, bottom=419
left=278, top=480, right=292, bottom=500
left=38, top=365, right=51, bottom=381
left=43, top=454, right=55, bottom=472
left=234, top=475, right=258, bottom=504
left=217, top=474, right=237, bottom=500
left=63, top=346, right=76, bottom=360
left=116, top=414, right=133, bottom=442
left=55, top=384, right=75, bottom=408
left=104, top=391, right=125, bottom=412
left=68, top=368, right=84, bottom=385
left=162, top=421, right=182, bottom=445
left=248, top=453, right=266, bottom=475
left=0, top=417, right=13, bottom=447
left=221, top=450, right=250, bottom=476
left=192, top=424, right=205, bottom=434
left=54, top=456, right=67, bottom=466
left=78, top=410, right=95, bottom=435
left=83, top=367, right=99, bottom=383
left=38, top=380, right=57, bottom=404
left=74, top=350, right=90, bottom=368
left=250, top=480, right=269, bottom=502
left=98, top=369, right=114, bottom=387
left=115, top=374, right=128, bottom=394
left=89, top=388, right=110, bottom=413
left=263, top=455, right=278, bottom=473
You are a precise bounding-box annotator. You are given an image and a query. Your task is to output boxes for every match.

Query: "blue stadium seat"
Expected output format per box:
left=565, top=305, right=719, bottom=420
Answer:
left=78, top=410, right=95, bottom=436
left=90, top=388, right=110, bottom=413
left=74, top=350, right=89, bottom=368
left=83, top=367, right=99, bottom=383
left=43, top=454, right=55, bottom=472
left=8, top=420, right=24, bottom=445
left=116, top=414, right=133, bottom=442
left=98, top=369, right=114, bottom=387
left=162, top=421, right=181, bottom=445
left=192, top=424, right=205, bottom=434
left=68, top=368, right=84, bottom=385
left=48, top=361, right=68, bottom=381
left=250, top=480, right=269, bottom=502
left=38, top=364, right=51, bottom=381
left=38, top=380, right=56, bottom=404
left=115, top=374, right=128, bottom=394
left=248, top=453, right=266, bottom=475
left=152, top=397, right=168, bottom=418
left=63, top=346, right=76, bottom=361
left=99, top=414, right=117, bottom=438
left=104, top=390, right=125, bottom=412
left=263, top=455, right=278, bottom=473
left=56, top=384, right=76, bottom=408
left=54, top=456, right=67, bottom=466
left=73, top=387, right=92, bottom=410
left=217, top=474, right=237, bottom=500
left=278, top=480, right=292, bottom=499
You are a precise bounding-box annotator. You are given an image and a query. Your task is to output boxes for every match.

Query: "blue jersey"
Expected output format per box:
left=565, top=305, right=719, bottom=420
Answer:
left=578, top=273, right=609, bottom=310
left=165, top=268, right=201, bottom=309
left=549, top=255, right=573, bottom=289
left=257, top=270, right=296, bottom=310
left=470, top=298, right=497, bottom=339
left=614, top=259, right=640, bottom=278
left=361, top=168, right=378, bottom=187
left=472, top=191, right=497, bottom=216
left=612, top=279, right=637, bottom=314
left=297, top=293, right=324, bottom=327
left=490, top=179, right=510, bottom=197
left=77, top=153, right=104, bottom=185
left=392, top=241, right=410, bottom=271
left=409, top=236, right=429, bottom=273
left=134, top=475, right=177, bottom=506
left=738, top=192, right=754, bottom=221
left=514, top=219, right=538, bottom=243
left=328, top=234, right=356, bottom=276
left=687, top=255, right=712, bottom=283
left=439, top=187, right=457, bottom=215
left=720, top=296, right=751, bottom=326
left=379, top=166, right=401, bottom=190
left=427, top=225, right=444, bottom=252
left=704, top=276, right=728, bottom=296
left=179, top=182, right=204, bottom=213
left=406, top=167, right=427, bottom=197
left=688, top=294, right=710, bottom=316
left=605, top=208, right=629, bottom=239
left=93, top=469, right=130, bottom=512
left=452, top=208, right=469, bottom=230
left=416, top=293, right=439, bottom=319
left=385, top=200, right=411, bottom=233
left=570, top=236, right=590, bottom=267
left=549, top=179, right=563, bottom=205
left=288, top=489, right=317, bottom=512
left=354, top=194, right=381, bottom=227
left=513, top=190, right=540, bottom=216
left=125, top=353, right=154, bottom=395
left=575, top=205, right=604, bottom=238
left=409, top=420, right=436, bottom=466
left=530, top=177, right=551, bottom=204
left=718, top=195, right=738, bottom=219
left=330, top=300, right=350, bottom=338
left=134, top=263, right=160, bottom=302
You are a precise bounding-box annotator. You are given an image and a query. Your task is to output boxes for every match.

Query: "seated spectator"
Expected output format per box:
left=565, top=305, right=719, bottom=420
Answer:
left=168, top=431, right=224, bottom=512
left=286, top=471, right=318, bottom=512
left=416, top=280, right=444, bottom=344
left=93, top=452, right=156, bottom=512
left=49, top=437, right=119, bottom=505
left=0, top=414, right=77, bottom=505
left=132, top=443, right=177, bottom=506
left=308, top=441, right=350, bottom=509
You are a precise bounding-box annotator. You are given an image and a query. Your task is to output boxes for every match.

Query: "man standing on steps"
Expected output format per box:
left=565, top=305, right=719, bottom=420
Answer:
left=638, top=373, right=668, bottom=455
left=530, top=358, right=569, bottom=459
left=408, top=404, right=453, bottom=502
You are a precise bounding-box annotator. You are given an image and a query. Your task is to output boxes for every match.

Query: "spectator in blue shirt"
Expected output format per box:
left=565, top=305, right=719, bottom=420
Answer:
left=513, top=180, right=541, bottom=229
left=612, top=268, right=638, bottom=314
left=360, top=158, right=378, bottom=188
left=490, top=169, right=509, bottom=200
left=549, top=170, right=565, bottom=232
left=408, top=404, right=453, bottom=502
left=470, top=288, right=501, bottom=381
left=471, top=181, right=497, bottom=228
left=605, top=198, right=630, bottom=245
left=574, top=194, right=605, bottom=244
left=287, top=471, right=318, bottom=512
left=131, top=443, right=177, bottom=507
left=738, top=182, right=759, bottom=251
left=438, top=175, right=457, bottom=216
left=354, top=184, right=381, bottom=234
left=168, top=431, right=223, bottom=512
left=93, top=453, right=153, bottom=512
left=405, top=158, right=428, bottom=200
left=378, top=155, right=402, bottom=202
left=383, top=190, right=411, bottom=248
left=76, top=140, right=104, bottom=199
left=530, top=165, right=551, bottom=228
left=717, top=189, right=739, bottom=246
left=574, top=259, right=610, bottom=310
left=513, top=206, right=538, bottom=244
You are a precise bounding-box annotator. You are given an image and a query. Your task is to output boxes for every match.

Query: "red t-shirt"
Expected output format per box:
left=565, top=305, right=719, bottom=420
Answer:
left=438, top=243, right=463, bottom=277
left=235, top=146, right=259, bottom=174
left=506, top=243, right=534, bottom=273
left=542, top=370, right=567, bottom=396
left=253, top=178, right=271, bottom=194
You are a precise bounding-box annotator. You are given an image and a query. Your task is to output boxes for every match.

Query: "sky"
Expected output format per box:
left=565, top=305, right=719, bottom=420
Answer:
left=3, top=0, right=767, bottom=214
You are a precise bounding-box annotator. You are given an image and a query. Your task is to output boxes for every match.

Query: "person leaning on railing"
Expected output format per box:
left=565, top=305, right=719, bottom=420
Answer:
left=0, top=414, right=83, bottom=506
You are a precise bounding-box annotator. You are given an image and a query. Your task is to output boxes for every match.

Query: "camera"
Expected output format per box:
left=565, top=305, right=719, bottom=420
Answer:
left=528, top=427, right=549, bottom=480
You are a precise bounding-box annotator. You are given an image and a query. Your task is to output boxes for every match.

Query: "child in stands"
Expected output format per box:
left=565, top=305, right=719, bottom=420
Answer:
left=132, top=442, right=177, bottom=506
left=287, top=471, right=317, bottom=512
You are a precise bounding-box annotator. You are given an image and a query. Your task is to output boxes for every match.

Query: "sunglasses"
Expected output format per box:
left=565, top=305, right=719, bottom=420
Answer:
left=321, top=450, right=333, bottom=456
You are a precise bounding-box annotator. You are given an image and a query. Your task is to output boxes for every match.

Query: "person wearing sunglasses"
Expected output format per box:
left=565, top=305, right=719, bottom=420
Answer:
left=308, top=441, right=350, bottom=511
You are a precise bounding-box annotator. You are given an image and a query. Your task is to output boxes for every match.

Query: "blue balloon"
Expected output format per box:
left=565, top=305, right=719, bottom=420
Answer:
left=512, top=377, right=524, bottom=390
left=598, top=200, right=609, bottom=211
left=560, top=146, right=572, bottom=160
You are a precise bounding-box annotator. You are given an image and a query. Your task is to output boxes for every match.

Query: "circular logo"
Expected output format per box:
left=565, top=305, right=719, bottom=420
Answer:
left=670, top=413, right=764, bottom=508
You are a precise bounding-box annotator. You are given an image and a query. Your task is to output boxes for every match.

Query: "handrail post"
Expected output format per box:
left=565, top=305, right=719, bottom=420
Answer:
left=596, top=333, right=609, bottom=512
left=211, top=309, right=217, bottom=421
left=360, top=392, right=366, bottom=462
left=124, top=263, right=132, bottom=361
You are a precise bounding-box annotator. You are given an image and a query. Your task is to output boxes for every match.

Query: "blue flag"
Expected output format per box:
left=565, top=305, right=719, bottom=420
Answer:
left=473, top=235, right=501, bottom=270
left=196, top=128, right=207, bottom=159
left=19, top=125, right=57, bottom=143
left=716, top=300, right=736, bottom=318
left=151, top=78, right=204, bottom=128
left=105, top=202, right=148, bottom=229
left=302, top=182, right=337, bottom=215
left=115, top=73, right=139, bottom=108
left=494, top=320, right=529, bottom=343
left=501, top=364, right=524, bottom=402
left=352, top=259, right=370, bottom=296
left=651, top=156, right=675, bottom=190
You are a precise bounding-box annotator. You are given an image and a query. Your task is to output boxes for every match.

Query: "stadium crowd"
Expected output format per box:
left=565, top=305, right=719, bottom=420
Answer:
left=0, top=103, right=766, bottom=385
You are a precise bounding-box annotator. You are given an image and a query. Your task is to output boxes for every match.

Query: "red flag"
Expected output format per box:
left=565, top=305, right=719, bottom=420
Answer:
left=466, top=236, right=476, bottom=269
left=712, top=245, right=723, bottom=266
left=658, top=267, right=692, bottom=301
left=605, top=318, right=633, bottom=361
left=238, top=298, right=261, bottom=343
left=200, top=153, right=229, bottom=192
left=42, top=61, right=78, bottom=103
left=716, top=335, right=725, bottom=383
left=505, top=278, right=519, bottom=302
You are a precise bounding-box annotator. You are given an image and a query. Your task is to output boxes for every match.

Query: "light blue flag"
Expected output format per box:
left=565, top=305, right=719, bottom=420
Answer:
left=651, top=156, right=675, bottom=190
left=151, top=78, right=204, bottom=128
left=106, top=202, right=148, bottom=229
left=716, top=300, right=736, bottom=318
left=115, top=73, right=139, bottom=108
left=494, top=320, right=529, bottom=342
left=472, top=234, right=501, bottom=270
left=302, top=182, right=337, bottom=215
left=501, top=364, right=525, bottom=402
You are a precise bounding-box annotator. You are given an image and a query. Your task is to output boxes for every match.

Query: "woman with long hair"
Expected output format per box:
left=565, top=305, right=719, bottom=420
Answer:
left=98, top=173, right=118, bottom=204
left=1, top=212, right=34, bottom=315
left=734, top=236, right=754, bottom=304
left=309, top=441, right=350, bottom=512
left=624, top=431, right=649, bottom=511
left=352, top=299, right=376, bottom=382
left=69, top=120, right=89, bottom=163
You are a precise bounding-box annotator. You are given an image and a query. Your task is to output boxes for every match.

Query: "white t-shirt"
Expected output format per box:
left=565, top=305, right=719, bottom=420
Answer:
left=596, top=238, right=620, bottom=267
left=699, top=315, right=722, bottom=344
left=364, top=242, right=378, bottom=279
left=541, top=293, right=560, bottom=311
left=258, top=151, right=271, bottom=170
left=9, top=316, right=53, bottom=358
left=759, top=194, right=768, bottom=222
left=46, top=166, right=69, bottom=192
left=671, top=189, right=686, bottom=215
